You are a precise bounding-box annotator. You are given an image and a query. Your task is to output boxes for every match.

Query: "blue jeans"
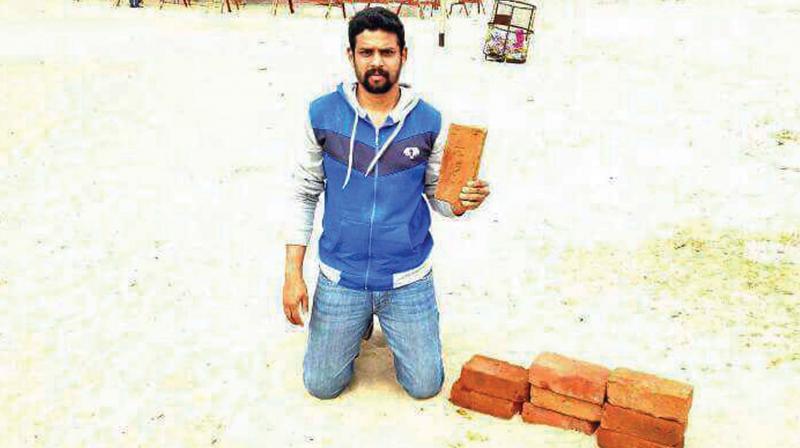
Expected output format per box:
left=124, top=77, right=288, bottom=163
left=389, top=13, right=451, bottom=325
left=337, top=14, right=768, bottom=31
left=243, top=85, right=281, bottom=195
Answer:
left=303, top=271, right=444, bottom=400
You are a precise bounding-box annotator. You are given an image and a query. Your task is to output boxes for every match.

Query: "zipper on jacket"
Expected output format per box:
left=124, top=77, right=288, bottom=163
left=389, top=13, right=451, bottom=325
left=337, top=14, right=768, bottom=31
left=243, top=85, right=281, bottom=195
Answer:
left=364, top=125, right=380, bottom=290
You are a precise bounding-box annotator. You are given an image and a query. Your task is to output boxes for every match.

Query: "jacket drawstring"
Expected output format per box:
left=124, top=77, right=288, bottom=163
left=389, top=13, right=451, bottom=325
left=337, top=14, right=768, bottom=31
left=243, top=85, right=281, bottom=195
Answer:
left=342, top=112, right=407, bottom=188
left=342, top=108, right=359, bottom=189
left=364, top=118, right=405, bottom=177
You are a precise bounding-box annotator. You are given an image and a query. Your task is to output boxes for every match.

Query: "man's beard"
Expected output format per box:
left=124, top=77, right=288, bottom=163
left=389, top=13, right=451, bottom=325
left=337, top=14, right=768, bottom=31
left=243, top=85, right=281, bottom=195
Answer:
left=358, top=66, right=400, bottom=94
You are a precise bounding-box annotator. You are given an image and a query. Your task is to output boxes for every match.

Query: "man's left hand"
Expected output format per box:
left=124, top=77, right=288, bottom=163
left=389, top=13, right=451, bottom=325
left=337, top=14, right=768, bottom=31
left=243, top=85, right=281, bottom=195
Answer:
left=457, top=179, right=491, bottom=214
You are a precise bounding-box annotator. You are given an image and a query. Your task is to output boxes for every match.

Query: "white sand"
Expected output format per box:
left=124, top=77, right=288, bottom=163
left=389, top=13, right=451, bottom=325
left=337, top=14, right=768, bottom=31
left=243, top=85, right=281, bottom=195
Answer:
left=1, top=0, right=799, bottom=446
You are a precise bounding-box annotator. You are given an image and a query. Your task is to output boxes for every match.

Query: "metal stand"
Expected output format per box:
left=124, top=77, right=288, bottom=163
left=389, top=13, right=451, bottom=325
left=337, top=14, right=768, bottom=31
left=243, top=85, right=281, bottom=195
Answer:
left=220, top=0, right=241, bottom=13
left=269, top=0, right=295, bottom=15
left=159, top=0, right=191, bottom=8
left=448, top=0, right=484, bottom=16
left=396, top=0, right=442, bottom=19
left=483, top=0, right=537, bottom=63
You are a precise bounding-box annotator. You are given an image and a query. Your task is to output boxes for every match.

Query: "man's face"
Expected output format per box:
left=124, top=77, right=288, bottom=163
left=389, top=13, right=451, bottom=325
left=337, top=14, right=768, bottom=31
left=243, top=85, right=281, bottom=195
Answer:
left=349, top=30, right=407, bottom=95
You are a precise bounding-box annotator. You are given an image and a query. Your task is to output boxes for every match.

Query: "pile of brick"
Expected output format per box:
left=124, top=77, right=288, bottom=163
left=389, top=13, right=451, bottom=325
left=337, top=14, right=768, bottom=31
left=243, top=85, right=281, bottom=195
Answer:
left=523, top=352, right=610, bottom=435
left=449, top=352, right=694, bottom=447
left=597, top=368, right=693, bottom=448
left=449, top=354, right=530, bottom=419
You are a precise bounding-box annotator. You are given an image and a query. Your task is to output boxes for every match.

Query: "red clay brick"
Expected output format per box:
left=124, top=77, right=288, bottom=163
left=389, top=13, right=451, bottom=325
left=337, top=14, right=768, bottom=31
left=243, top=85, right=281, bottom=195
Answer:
left=434, top=124, right=487, bottom=216
left=528, top=352, right=610, bottom=405
left=597, top=428, right=684, bottom=448
left=606, top=368, right=693, bottom=423
left=530, top=386, right=603, bottom=422
left=449, top=380, right=522, bottom=419
left=521, top=403, right=598, bottom=435
left=601, top=403, right=686, bottom=446
left=460, top=355, right=530, bottom=402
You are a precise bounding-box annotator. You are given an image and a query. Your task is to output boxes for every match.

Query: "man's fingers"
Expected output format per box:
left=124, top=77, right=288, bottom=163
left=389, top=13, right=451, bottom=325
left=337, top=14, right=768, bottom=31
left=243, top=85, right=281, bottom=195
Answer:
left=283, top=304, right=294, bottom=323
left=459, top=199, right=480, bottom=209
left=290, top=305, right=304, bottom=326
left=301, top=293, right=309, bottom=314
left=467, top=179, right=489, bottom=188
left=459, top=192, right=487, bottom=201
left=284, top=303, right=303, bottom=326
left=460, top=186, right=491, bottom=196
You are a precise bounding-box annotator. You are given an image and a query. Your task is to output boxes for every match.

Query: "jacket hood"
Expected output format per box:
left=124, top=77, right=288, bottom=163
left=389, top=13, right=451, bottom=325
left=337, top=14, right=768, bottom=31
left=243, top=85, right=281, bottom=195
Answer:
left=336, top=81, right=421, bottom=127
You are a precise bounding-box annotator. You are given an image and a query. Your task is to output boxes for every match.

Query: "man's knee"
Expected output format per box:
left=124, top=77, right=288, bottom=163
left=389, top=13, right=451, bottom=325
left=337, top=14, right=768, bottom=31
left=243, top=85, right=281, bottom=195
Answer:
left=303, top=368, right=351, bottom=400
left=403, top=377, right=443, bottom=399
left=400, top=366, right=444, bottom=399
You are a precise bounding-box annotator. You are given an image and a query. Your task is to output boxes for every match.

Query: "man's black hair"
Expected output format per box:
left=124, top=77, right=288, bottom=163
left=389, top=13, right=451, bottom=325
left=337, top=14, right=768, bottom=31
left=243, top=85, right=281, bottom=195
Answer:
left=348, top=7, right=406, bottom=51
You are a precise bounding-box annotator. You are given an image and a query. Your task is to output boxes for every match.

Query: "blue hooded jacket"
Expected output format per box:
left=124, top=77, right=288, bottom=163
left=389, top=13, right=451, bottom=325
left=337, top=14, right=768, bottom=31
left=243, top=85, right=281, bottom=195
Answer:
left=286, top=82, right=457, bottom=291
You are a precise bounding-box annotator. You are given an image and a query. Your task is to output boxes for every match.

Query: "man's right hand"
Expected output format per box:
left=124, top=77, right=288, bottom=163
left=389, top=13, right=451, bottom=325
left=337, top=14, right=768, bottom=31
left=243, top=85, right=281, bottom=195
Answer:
left=283, top=244, right=309, bottom=326
left=282, top=274, right=309, bottom=326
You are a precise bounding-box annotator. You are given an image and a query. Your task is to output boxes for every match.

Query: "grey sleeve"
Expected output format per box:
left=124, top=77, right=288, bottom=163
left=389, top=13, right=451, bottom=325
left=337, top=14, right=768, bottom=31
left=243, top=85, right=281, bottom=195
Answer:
left=424, top=116, right=458, bottom=218
left=284, top=112, right=325, bottom=245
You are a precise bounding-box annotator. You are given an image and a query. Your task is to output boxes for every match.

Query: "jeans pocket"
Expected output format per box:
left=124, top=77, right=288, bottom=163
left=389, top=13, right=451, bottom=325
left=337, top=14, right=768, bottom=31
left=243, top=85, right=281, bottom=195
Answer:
left=386, top=273, right=438, bottom=318
left=318, top=270, right=334, bottom=285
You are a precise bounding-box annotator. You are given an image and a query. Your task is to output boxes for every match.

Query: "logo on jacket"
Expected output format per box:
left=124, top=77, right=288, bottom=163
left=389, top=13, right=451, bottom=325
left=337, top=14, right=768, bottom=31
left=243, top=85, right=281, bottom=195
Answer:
left=403, top=147, right=421, bottom=160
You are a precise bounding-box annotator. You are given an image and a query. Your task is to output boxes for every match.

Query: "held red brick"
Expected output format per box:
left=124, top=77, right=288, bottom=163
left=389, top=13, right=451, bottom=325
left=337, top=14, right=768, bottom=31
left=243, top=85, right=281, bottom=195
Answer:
left=460, top=355, right=530, bottom=402
left=521, top=403, right=599, bottom=435
left=597, top=428, right=685, bottom=448
left=528, top=352, right=610, bottom=405
left=434, top=124, right=488, bottom=216
left=606, top=368, right=694, bottom=423
left=449, top=380, right=522, bottom=419
left=530, top=386, right=603, bottom=422
left=601, top=403, right=686, bottom=446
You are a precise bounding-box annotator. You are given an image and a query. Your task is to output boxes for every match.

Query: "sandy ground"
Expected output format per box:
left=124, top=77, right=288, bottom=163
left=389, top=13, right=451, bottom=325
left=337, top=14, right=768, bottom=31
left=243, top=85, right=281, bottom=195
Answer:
left=2, top=0, right=800, bottom=446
